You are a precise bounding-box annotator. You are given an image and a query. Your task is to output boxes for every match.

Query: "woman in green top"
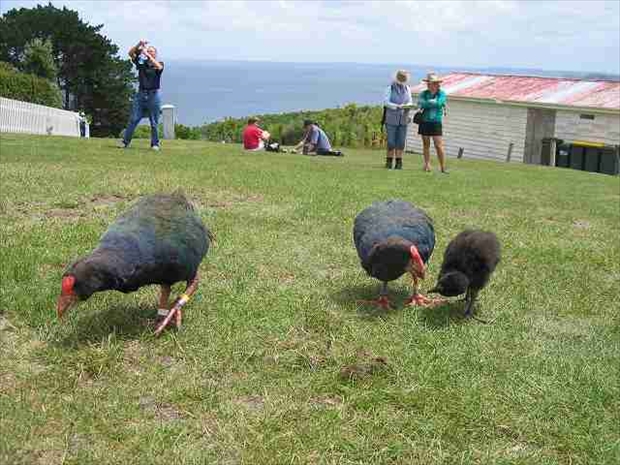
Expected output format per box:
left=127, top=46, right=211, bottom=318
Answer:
left=418, top=73, right=448, bottom=173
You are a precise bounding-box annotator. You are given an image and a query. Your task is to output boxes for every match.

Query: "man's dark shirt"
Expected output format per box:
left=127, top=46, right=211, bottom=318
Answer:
left=134, top=57, right=164, bottom=91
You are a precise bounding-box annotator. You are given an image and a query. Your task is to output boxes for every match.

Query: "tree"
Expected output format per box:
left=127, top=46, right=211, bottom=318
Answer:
left=0, top=3, right=135, bottom=136
left=0, top=61, right=62, bottom=107
left=21, top=37, right=56, bottom=80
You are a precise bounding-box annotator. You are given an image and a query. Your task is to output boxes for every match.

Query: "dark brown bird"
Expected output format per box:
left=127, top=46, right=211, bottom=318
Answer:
left=353, top=200, right=442, bottom=309
left=429, top=229, right=500, bottom=317
left=57, top=192, right=212, bottom=336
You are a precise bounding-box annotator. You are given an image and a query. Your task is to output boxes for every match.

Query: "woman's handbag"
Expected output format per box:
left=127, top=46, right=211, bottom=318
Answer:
left=413, top=110, right=424, bottom=125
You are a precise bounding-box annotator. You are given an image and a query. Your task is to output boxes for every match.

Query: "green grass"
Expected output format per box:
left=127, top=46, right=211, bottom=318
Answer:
left=0, top=134, right=619, bottom=465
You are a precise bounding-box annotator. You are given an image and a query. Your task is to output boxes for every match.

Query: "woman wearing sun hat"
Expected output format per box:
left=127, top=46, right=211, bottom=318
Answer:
left=383, top=70, right=412, bottom=170
left=418, top=72, right=448, bottom=173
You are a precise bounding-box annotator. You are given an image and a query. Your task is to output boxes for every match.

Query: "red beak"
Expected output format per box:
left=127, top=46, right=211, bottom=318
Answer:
left=56, top=294, right=77, bottom=319
left=409, top=245, right=426, bottom=279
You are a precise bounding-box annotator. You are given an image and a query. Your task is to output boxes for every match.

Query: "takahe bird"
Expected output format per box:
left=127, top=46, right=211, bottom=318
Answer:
left=353, top=199, right=441, bottom=309
left=57, top=192, right=212, bottom=336
left=429, top=229, right=500, bottom=317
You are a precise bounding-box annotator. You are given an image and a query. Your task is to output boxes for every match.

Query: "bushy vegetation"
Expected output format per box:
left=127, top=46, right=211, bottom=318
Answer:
left=0, top=61, right=62, bottom=107
left=200, top=103, right=387, bottom=148
left=20, top=37, right=58, bottom=81
left=0, top=3, right=135, bottom=137
left=130, top=123, right=201, bottom=140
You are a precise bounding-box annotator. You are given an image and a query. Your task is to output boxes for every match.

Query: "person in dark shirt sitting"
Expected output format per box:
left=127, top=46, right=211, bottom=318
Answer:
left=119, top=40, right=164, bottom=151
left=294, top=120, right=343, bottom=156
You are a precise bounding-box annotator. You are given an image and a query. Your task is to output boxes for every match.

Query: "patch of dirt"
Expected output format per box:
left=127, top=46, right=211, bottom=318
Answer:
left=573, top=220, right=591, bottom=229
left=505, top=442, right=536, bottom=457
left=306, top=355, right=327, bottom=370
left=267, top=326, right=333, bottom=372
left=309, top=395, right=343, bottom=409
left=42, top=208, right=83, bottom=220
left=155, top=403, right=183, bottom=421
left=138, top=396, right=183, bottom=422
left=200, top=414, right=220, bottom=438
left=0, top=314, right=17, bottom=332
left=279, top=273, right=296, bottom=285
left=339, top=351, right=389, bottom=381
left=76, top=371, right=95, bottom=389
left=35, top=449, right=64, bottom=465
left=158, top=355, right=176, bottom=367
left=257, top=266, right=296, bottom=285
left=496, top=424, right=522, bottom=441
left=233, top=395, right=264, bottom=411
left=533, top=316, right=592, bottom=339
left=0, top=372, right=18, bottom=394
left=122, top=341, right=145, bottom=376
left=68, top=433, right=88, bottom=454
left=196, top=193, right=264, bottom=210
left=89, top=194, right=126, bottom=207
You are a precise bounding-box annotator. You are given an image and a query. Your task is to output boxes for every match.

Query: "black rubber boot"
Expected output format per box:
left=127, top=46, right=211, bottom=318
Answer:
left=395, top=158, right=403, bottom=170
left=385, top=157, right=393, bottom=169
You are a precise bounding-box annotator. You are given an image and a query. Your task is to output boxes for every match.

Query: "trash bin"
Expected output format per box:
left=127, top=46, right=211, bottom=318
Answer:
left=556, top=142, right=619, bottom=175
left=584, top=147, right=600, bottom=173
left=556, top=142, right=570, bottom=168
left=569, top=145, right=585, bottom=170
left=600, top=146, right=620, bottom=175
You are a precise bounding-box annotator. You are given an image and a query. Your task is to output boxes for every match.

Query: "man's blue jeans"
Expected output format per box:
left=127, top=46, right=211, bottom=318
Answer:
left=123, top=90, right=161, bottom=147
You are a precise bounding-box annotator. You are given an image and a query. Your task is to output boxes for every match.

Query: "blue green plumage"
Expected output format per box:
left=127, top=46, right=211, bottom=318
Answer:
left=65, top=192, right=211, bottom=299
left=353, top=200, right=435, bottom=282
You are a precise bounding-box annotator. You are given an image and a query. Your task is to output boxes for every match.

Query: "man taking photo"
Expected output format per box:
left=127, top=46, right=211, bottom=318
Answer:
left=119, top=40, right=164, bottom=151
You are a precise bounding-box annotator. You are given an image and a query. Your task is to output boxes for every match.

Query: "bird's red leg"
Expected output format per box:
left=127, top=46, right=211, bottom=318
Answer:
left=154, top=273, right=200, bottom=337
left=157, top=285, right=171, bottom=315
left=404, top=274, right=444, bottom=307
left=357, top=282, right=394, bottom=310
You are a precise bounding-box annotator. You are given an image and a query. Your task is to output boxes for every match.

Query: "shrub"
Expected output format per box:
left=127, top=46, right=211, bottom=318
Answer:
left=199, top=105, right=385, bottom=149
left=0, top=61, right=62, bottom=108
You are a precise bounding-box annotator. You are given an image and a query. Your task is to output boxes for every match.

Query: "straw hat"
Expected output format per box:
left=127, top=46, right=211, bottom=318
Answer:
left=422, top=73, right=443, bottom=84
left=395, top=70, right=409, bottom=83
left=248, top=116, right=260, bottom=124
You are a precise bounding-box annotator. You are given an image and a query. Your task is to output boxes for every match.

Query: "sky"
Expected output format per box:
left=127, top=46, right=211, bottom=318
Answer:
left=1, top=0, right=619, bottom=75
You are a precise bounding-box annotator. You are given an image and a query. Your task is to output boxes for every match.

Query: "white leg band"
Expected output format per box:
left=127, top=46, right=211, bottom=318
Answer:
left=157, top=308, right=170, bottom=317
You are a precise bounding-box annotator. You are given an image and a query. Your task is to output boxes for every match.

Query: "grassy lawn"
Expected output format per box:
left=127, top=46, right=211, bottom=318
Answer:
left=0, top=133, right=619, bottom=465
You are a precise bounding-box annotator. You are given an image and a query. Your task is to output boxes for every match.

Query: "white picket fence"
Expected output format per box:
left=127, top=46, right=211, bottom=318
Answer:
left=0, top=97, right=88, bottom=137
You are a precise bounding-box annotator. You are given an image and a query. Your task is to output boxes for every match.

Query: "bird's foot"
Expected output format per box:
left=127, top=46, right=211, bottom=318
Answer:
left=405, top=293, right=445, bottom=307
left=357, top=295, right=393, bottom=310
left=175, top=308, right=182, bottom=329
left=154, top=307, right=180, bottom=337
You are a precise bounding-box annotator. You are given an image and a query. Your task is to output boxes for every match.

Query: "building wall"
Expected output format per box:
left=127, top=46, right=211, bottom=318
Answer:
left=524, top=108, right=556, bottom=164
left=554, top=110, right=620, bottom=146
left=0, top=97, right=82, bottom=137
left=406, top=99, right=528, bottom=162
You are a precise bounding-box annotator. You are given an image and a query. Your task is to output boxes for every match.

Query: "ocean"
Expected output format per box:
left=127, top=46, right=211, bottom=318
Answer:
left=159, top=60, right=617, bottom=126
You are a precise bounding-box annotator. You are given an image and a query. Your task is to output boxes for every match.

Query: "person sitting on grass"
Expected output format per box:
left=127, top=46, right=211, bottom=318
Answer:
left=294, top=120, right=343, bottom=156
left=242, top=117, right=282, bottom=152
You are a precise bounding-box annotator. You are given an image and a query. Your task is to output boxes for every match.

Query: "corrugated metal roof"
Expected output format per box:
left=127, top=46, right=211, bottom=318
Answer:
left=410, top=73, right=620, bottom=111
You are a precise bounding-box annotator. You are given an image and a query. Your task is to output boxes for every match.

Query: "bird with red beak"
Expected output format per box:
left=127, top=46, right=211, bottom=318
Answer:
left=354, top=200, right=445, bottom=310
left=55, top=192, right=211, bottom=336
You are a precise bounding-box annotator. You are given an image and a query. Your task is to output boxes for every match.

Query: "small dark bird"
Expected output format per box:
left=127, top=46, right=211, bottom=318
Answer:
left=429, top=229, right=500, bottom=317
left=57, top=192, right=212, bottom=336
left=353, top=199, right=441, bottom=309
